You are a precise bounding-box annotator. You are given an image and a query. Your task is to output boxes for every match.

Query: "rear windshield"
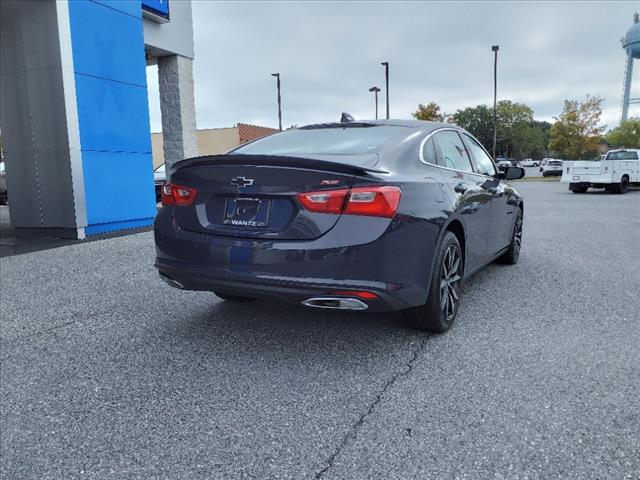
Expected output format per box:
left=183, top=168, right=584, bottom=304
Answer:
left=232, top=125, right=410, bottom=156
left=606, top=151, right=638, bottom=160
left=549, top=161, right=562, bottom=165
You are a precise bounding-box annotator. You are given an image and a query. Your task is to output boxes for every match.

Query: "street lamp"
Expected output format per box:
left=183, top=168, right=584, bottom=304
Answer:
left=271, top=72, right=282, bottom=131
left=369, top=86, right=381, bottom=119
left=491, top=45, right=499, bottom=160
left=381, top=61, right=389, bottom=119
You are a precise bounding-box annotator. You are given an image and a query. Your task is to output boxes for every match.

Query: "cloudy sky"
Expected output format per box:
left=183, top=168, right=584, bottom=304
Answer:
left=147, top=1, right=638, bottom=133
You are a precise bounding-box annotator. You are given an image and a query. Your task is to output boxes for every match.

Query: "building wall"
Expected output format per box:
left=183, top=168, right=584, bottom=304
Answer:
left=0, top=0, right=194, bottom=238
left=0, top=0, right=89, bottom=235
left=151, top=127, right=239, bottom=167
left=143, top=0, right=194, bottom=58
left=150, top=124, right=279, bottom=168
left=151, top=132, right=166, bottom=168
left=68, top=0, right=156, bottom=235
left=198, top=127, right=241, bottom=158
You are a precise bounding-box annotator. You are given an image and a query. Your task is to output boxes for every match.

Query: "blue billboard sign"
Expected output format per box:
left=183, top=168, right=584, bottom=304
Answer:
left=142, top=0, right=169, bottom=18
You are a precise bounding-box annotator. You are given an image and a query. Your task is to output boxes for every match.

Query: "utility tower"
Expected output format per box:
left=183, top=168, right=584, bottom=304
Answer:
left=621, top=13, right=640, bottom=122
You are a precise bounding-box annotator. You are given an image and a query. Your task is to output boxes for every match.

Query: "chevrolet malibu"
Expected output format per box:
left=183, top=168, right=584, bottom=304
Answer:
left=154, top=119, right=525, bottom=332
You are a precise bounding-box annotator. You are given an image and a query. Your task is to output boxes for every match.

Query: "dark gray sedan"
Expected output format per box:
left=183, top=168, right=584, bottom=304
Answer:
left=154, top=119, right=524, bottom=332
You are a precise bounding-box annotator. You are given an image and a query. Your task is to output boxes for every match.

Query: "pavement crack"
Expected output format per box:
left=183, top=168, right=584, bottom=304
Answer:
left=314, top=336, right=428, bottom=479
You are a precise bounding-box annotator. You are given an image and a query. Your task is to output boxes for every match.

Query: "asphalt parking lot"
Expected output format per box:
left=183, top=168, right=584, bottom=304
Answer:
left=1, top=181, right=639, bottom=479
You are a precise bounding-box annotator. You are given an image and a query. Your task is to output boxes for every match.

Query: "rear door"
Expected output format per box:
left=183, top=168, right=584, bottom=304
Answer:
left=433, top=130, right=492, bottom=269
left=170, top=158, right=357, bottom=240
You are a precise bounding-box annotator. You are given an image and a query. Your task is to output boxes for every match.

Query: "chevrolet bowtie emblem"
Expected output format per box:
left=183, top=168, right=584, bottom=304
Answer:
left=230, top=176, right=254, bottom=187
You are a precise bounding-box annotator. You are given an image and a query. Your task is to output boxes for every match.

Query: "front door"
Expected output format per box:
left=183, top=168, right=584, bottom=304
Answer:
left=460, top=133, right=514, bottom=256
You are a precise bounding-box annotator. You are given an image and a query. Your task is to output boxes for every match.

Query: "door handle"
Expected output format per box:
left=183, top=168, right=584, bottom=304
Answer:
left=454, top=182, right=467, bottom=193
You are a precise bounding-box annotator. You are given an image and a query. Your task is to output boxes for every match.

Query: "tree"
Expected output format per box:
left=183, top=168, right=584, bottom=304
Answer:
left=412, top=102, right=445, bottom=122
left=495, top=101, right=535, bottom=159
left=512, top=123, right=547, bottom=159
left=606, top=118, right=640, bottom=148
left=448, top=104, right=494, bottom=151
left=449, top=101, right=543, bottom=159
left=548, top=95, right=605, bottom=159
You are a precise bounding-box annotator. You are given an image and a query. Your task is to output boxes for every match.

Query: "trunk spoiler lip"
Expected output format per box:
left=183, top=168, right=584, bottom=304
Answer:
left=170, top=154, right=389, bottom=175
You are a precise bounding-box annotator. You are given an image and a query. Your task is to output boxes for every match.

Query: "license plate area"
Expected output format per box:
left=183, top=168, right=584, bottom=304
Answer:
left=223, top=197, right=270, bottom=227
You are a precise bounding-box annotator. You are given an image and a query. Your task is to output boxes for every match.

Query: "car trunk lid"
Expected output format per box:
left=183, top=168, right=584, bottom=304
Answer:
left=168, top=154, right=382, bottom=240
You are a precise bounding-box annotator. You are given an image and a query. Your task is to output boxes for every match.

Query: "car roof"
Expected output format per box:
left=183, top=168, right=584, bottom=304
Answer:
left=300, top=119, right=455, bottom=132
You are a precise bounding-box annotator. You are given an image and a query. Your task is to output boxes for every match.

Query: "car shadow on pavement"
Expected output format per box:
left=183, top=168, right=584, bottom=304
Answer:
left=163, top=296, right=419, bottom=359
left=563, top=187, right=640, bottom=195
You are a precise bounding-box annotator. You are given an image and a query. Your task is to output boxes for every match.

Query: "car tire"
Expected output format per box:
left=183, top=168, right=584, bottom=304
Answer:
left=612, top=177, right=629, bottom=194
left=497, top=207, right=523, bottom=265
left=403, top=231, right=462, bottom=333
left=214, top=292, right=256, bottom=303
left=570, top=183, right=588, bottom=193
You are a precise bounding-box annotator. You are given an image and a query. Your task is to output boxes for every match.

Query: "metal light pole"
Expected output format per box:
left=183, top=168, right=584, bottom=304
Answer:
left=369, top=86, right=380, bottom=119
left=491, top=46, right=499, bottom=160
left=381, top=62, right=389, bottom=119
left=271, top=73, right=282, bottom=130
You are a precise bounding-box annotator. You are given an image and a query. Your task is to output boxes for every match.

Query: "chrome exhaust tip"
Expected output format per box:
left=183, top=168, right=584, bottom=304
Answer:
left=159, top=273, right=184, bottom=289
left=301, top=297, right=368, bottom=310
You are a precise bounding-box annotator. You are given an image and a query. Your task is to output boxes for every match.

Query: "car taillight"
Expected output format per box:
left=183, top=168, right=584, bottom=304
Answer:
left=161, top=183, right=198, bottom=207
left=344, top=186, right=401, bottom=218
left=296, top=186, right=401, bottom=218
left=296, top=188, right=349, bottom=214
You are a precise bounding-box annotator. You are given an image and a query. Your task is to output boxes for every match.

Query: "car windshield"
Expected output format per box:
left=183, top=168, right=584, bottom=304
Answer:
left=606, top=151, right=638, bottom=160
left=232, top=125, right=411, bottom=156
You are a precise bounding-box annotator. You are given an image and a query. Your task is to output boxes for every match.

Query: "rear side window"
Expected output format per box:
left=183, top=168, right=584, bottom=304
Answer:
left=232, top=125, right=410, bottom=156
left=462, top=134, right=496, bottom=176
left=433, top=131, right=473, bottom=172
left=421, top=137, right=438, bottom=165
left=606, top=151, right=638, bottom=160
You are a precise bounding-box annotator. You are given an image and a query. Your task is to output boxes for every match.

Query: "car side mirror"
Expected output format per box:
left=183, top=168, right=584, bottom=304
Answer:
left=505, top=166, right=525, bottom=180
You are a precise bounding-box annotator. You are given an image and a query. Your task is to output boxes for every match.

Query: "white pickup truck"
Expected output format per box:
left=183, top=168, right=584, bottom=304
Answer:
left=561, top=149, right=640, bottom=194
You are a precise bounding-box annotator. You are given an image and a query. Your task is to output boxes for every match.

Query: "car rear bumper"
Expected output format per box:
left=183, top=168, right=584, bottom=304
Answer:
left=154, top=207, right=437, bottom=312
left=155, top=260, right=413, bottom=311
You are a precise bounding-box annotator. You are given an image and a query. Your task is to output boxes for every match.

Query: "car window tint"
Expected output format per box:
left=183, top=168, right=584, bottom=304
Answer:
left=463, top=134, right=496, bottom=176
left=606, top=151, right=638, bottom=160
left=434, top=131, right=473, bottom=172
left=421, top=137, right=438, bottom=165
left=232, top=125, right=410, bottom=156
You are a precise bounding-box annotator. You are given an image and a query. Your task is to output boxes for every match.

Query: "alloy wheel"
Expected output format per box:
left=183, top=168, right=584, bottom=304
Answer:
left=440, top=244, right=462, bottom=321
left=513, top=212, right=523, bottom=259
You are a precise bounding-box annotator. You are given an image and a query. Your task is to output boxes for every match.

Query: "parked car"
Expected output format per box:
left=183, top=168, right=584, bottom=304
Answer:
left=495, top=158, right=512, bottom=171
left=521, top=158, right=539, bottom=167
left=540, top=157, right=558, bottom=168
left=154, top=119, right=525, bottom=333
left=0, top=161, right=7, bottom=205
left=154, top=163, right=166, bottom=203
left=562, top=149, right=640, bottom=194
left=541, top=159, right=563, bottom=176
